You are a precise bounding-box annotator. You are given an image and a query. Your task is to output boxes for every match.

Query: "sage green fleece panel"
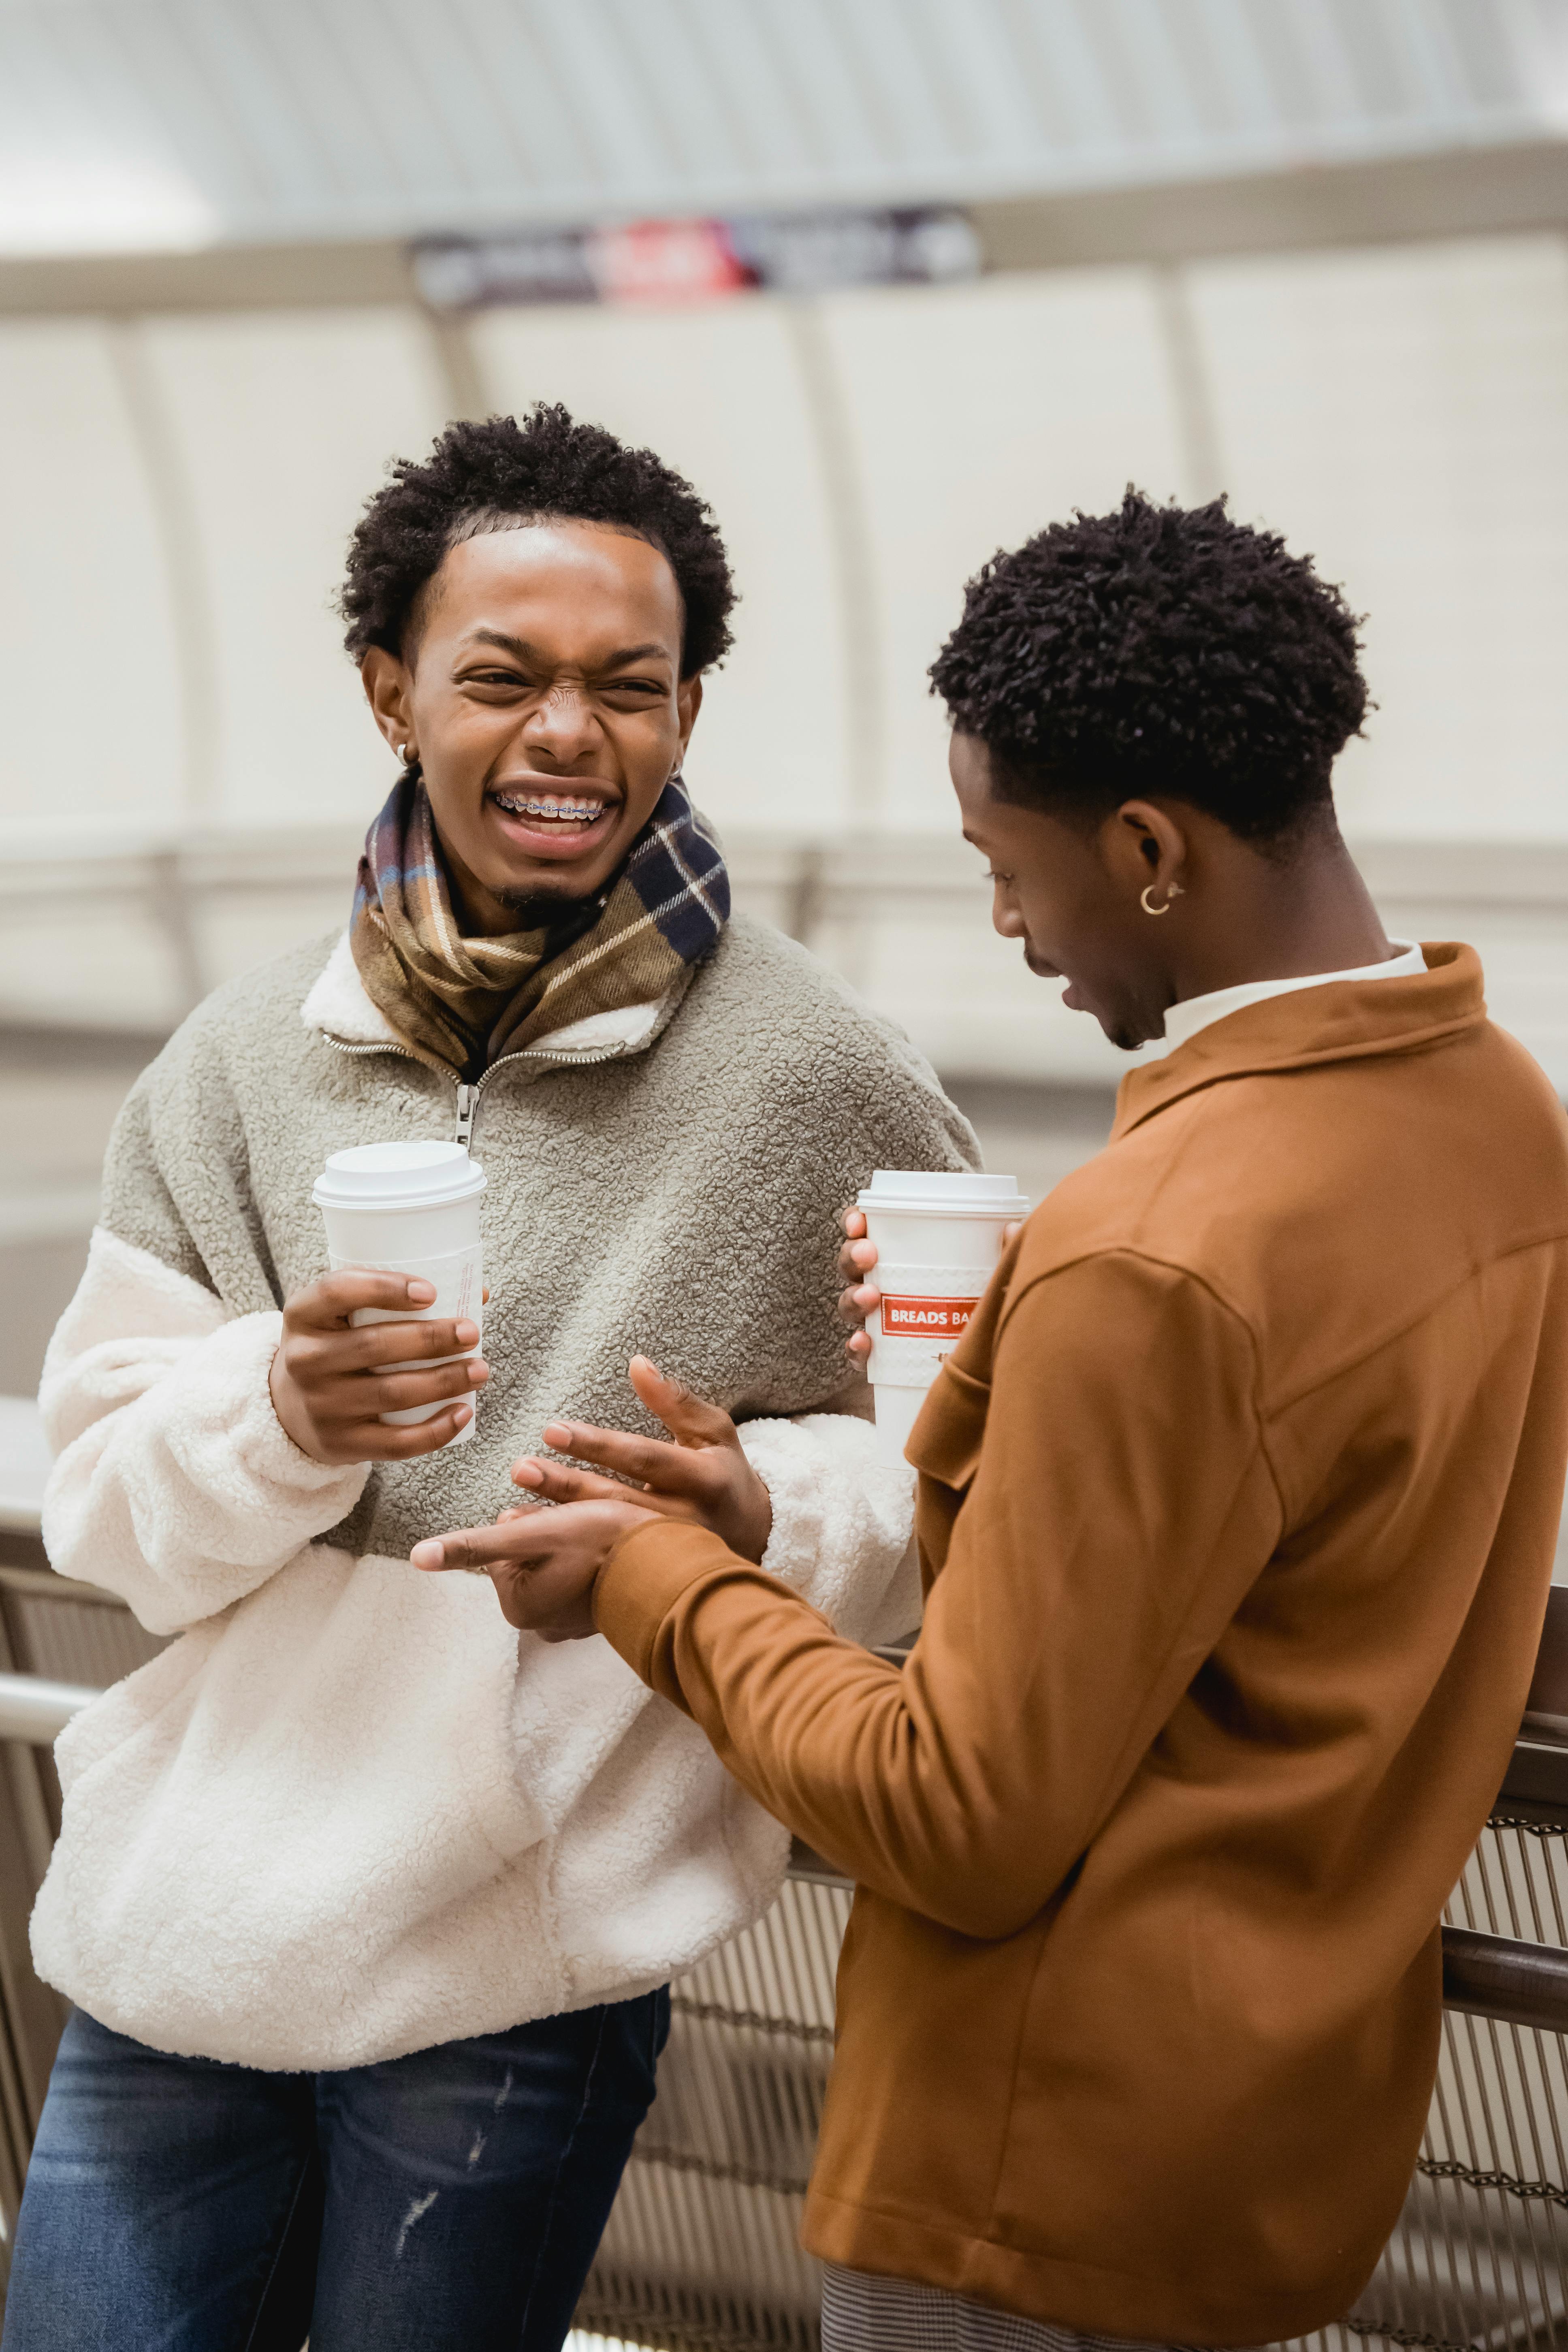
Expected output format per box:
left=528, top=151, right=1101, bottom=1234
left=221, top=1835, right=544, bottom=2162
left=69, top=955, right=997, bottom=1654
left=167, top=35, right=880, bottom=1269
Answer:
left=100, top=913, right=979, bottom=1567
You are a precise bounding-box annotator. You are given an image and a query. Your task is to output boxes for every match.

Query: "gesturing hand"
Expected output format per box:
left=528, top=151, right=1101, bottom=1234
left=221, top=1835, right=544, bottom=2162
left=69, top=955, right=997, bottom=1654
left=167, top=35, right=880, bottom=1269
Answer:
left=511, top=1356, right=773, bottom=1564
left=269, top=1271, right=489, bottom=1465
left=409, top=1357, right=773, bottom=1640
left=413, top=1496, right=655, bottom=1640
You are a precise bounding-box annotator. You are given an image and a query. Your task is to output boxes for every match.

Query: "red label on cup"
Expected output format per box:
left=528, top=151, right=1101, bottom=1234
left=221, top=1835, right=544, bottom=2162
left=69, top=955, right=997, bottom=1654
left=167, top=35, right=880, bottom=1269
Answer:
left=880, top=1294, right=980, bottom=1340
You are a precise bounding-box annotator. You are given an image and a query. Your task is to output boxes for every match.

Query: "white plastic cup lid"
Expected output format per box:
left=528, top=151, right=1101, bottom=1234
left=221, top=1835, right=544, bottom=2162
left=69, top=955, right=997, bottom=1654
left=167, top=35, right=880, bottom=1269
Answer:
left=857, top=1169, right=1028, bottom=1217
left=313, top=1140, right=486, bottom=1211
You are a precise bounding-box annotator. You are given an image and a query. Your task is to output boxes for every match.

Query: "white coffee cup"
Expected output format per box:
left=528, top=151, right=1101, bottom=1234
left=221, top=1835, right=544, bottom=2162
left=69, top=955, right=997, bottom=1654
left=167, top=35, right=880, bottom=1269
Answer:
left=858, top=1169, right=1029, bottom=1465
left=312, top=1141, right=486, bottom=1448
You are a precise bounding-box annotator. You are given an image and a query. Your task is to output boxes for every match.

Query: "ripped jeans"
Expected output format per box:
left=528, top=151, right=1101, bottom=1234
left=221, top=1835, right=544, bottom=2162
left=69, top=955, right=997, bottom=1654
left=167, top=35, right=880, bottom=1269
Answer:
left=2, top=1993, right=668, bottom=2352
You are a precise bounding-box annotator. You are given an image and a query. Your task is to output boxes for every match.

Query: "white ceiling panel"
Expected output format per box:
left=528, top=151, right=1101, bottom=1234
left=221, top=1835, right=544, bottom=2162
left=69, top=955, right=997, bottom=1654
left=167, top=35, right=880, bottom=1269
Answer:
left=0, top=0, right=1563, bottom=255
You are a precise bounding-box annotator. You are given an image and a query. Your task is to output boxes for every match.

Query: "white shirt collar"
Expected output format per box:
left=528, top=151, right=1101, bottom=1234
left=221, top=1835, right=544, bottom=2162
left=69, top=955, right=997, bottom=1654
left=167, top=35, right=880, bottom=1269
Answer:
left=1162, top=941, right=1427, bottom=1053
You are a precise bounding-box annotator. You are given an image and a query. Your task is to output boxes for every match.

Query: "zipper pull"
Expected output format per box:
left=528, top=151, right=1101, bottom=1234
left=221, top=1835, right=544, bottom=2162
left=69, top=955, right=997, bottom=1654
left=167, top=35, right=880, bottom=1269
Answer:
left=454, top=1083, right=479, bottom=1151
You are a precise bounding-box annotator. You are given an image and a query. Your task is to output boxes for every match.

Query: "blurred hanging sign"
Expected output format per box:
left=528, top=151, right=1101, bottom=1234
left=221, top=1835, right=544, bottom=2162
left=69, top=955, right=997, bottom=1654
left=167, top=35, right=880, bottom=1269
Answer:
left=413, top=207, right=981, bottom=311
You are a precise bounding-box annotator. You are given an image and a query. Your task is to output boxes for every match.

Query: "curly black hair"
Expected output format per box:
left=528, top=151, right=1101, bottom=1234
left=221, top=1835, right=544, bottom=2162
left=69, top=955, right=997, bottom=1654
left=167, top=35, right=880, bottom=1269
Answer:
left=929, top=489, right=1367, bottom=845
left=340, top=405, right=736, bottom=674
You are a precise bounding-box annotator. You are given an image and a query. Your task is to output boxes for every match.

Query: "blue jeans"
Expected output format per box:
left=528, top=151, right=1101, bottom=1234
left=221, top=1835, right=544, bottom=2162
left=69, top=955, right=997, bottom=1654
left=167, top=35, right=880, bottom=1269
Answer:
left=3, top=1993, right=668, bottom=2351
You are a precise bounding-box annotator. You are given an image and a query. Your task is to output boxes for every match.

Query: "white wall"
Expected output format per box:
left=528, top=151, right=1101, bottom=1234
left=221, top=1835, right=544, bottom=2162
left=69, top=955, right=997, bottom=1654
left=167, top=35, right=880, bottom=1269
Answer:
left=1191, top=235, right=1568, bottom=843
left=821, top=268, right=1190, bottom=828
left=471, top=299, right=852, bottom=835
left=1, top=231, right=1565, bottom=855
left=133, top=307, right=449, bottom=824
left=0, top=318, right=185, bottom=826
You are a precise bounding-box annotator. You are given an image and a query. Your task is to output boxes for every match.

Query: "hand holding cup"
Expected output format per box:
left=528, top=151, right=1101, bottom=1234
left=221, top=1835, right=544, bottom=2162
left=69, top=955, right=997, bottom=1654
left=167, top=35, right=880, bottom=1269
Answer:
left=839, top=1182, right=1029, bottom=1467
left=270, top=1271, right=489, bottom=1465
left=837, top=1201, right=1028, bottom=1367
left=837, top=1207, right=883, bottom=1369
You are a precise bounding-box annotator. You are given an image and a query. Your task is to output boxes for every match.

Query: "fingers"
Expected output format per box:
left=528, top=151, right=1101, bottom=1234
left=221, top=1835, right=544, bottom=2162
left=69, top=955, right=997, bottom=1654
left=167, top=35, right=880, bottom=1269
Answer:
left=284, top=1271, right=437, bottom=1329
left=272, top=1347, right=486, bottom=1463
left=836, top=1233, right=880, bottom=1286
left=411, top=1497, right=655, bottom=1580
left=289, top=1319, right=481, bottom=1380
left=537, top=1417, right=703, bottom=1493
left=289, top=1352, right=488, bottom=1422
left=350, top=1317, right=482, bottom=1367
left=361, top=1357, right=489, bottom=1415
left=512, top=1456, right=696, bottom=1519
left=412, top=1516, right=557, bottom=1574
left=349, top=1400, right=477, bottom=1461
left=842, top=1207, right=867, bottom=1239
left=512, top=1458, right=634, bottom=1506
left=845, top=1328, right=872, bottom=1365
left=626, top=1357, right=740, bottom=1449
left=837, top=1278, right=881, bottom=1328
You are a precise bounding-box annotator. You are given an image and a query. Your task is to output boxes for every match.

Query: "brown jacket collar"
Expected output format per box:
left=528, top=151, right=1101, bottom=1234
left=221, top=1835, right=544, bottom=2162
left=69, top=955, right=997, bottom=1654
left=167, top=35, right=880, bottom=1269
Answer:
left=1111, top=941, right=1485, bottom=1143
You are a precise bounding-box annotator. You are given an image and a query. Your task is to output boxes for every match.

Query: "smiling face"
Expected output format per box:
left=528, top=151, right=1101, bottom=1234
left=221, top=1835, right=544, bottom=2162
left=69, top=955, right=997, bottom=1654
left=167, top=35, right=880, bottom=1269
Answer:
left=361, top=520, right=701, bottom=936
left=950, top=731, right=1178, bottom=1053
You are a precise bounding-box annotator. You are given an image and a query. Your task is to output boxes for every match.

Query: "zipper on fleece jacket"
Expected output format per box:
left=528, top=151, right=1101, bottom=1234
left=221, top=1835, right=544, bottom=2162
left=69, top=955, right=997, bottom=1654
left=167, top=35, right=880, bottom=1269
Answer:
left=319, top=1033, right=637, bottom=1150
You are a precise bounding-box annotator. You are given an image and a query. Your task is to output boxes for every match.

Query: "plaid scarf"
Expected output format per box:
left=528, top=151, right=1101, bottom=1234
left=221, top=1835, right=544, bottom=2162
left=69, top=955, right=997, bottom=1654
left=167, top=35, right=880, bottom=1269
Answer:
left=349, top=772, right=730, bottom=1081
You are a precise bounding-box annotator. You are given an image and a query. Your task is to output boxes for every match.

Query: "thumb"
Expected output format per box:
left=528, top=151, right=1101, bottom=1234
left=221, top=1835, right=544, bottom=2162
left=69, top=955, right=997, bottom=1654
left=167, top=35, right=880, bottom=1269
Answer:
left=627, top=1356, right=739, bottom=1451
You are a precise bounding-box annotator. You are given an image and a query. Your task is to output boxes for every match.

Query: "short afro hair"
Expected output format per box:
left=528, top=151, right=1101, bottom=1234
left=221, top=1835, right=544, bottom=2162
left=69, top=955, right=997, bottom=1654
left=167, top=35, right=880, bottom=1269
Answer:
left=929, top=489, right=1367, bottom=846
left=340, top=404, right=736, bottom=675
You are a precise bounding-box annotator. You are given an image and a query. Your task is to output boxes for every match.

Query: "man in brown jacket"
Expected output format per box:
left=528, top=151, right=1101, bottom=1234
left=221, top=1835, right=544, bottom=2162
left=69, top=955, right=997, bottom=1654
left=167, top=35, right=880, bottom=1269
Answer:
left=417, top=493, right=1568, bottom=2349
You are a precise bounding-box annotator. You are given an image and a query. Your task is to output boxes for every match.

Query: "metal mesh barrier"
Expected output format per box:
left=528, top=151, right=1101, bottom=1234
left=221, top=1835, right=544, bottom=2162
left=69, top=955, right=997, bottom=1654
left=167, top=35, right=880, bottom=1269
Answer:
left=576, top=1875, right=849, bottom=2351
left=0, top=1579, right=167, bottom=1690
left=1280, top=1814, right=1568, bottom=2352
left=0, top=1543, right=1564, bottom=2352
left=577, top=1812, right=1568, bottom=2352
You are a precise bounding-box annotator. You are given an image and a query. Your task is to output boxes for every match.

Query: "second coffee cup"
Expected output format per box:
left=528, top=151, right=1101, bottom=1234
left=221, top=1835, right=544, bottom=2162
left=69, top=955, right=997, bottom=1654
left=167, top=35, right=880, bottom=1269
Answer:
left=312, top=1141, right=486, bottom=1449
left=859, top=1169, right=1029, bottom=1464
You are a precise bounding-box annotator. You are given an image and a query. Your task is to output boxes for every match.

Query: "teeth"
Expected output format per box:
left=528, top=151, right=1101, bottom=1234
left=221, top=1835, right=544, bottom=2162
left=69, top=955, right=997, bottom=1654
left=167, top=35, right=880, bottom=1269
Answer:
left=495, top=793, right=605, bottom=823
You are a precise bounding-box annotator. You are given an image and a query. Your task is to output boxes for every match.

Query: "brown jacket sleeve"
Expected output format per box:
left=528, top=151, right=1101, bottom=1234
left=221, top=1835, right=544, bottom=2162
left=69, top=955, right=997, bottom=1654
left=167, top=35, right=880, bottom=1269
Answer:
left=595, top=1250, right=1284, bottom=1939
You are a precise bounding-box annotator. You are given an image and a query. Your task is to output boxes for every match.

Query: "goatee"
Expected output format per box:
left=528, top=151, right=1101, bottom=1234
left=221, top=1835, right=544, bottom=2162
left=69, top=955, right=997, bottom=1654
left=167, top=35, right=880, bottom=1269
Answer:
left=496, top=884, right=604, bottom=939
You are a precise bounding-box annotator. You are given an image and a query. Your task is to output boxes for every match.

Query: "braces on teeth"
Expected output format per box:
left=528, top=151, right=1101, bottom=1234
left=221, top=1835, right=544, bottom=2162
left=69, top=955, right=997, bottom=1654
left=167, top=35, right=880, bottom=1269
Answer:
left=495, top=795, right=604, bottom=821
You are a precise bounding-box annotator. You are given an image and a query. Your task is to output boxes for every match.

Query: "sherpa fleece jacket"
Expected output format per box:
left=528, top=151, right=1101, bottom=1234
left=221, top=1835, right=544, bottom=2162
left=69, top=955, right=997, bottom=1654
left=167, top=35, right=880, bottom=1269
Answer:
left=34, top=911, right=977, bottom=2070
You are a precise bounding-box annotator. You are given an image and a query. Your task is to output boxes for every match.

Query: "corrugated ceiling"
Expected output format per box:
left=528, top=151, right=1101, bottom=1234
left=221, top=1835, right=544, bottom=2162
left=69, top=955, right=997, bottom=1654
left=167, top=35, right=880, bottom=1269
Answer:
left=0, top=0, right=1565, bottom=254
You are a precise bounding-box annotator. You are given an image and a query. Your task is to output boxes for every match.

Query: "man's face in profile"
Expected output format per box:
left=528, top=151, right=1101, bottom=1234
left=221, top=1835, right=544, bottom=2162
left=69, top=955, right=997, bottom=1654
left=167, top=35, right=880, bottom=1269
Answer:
left=951, top=733, right=1165, bottom=1052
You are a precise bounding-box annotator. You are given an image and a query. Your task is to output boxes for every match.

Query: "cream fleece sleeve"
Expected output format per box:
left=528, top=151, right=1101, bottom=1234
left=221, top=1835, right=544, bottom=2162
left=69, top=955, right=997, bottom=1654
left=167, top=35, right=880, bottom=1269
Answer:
left=39, top=1227, right=369, bottom=1636
left=737, top=1411, right=920, bottom=1647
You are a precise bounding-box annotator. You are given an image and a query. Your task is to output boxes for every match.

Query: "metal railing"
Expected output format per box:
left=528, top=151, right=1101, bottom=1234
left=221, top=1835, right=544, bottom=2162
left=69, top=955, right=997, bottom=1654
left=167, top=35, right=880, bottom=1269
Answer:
left=6, top=825, right=1568, bottom=1094
left=573, top=1605, right=1568, bottom=2352
left=0, top=1676, right=101, bottom=1746
left=0, top=1564, right=1564, bottom=2349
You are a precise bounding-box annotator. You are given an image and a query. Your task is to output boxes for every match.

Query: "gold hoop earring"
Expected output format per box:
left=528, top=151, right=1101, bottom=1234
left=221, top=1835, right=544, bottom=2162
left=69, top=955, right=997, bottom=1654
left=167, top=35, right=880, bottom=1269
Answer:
left=1140, top=881, right=1184, bottom=917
